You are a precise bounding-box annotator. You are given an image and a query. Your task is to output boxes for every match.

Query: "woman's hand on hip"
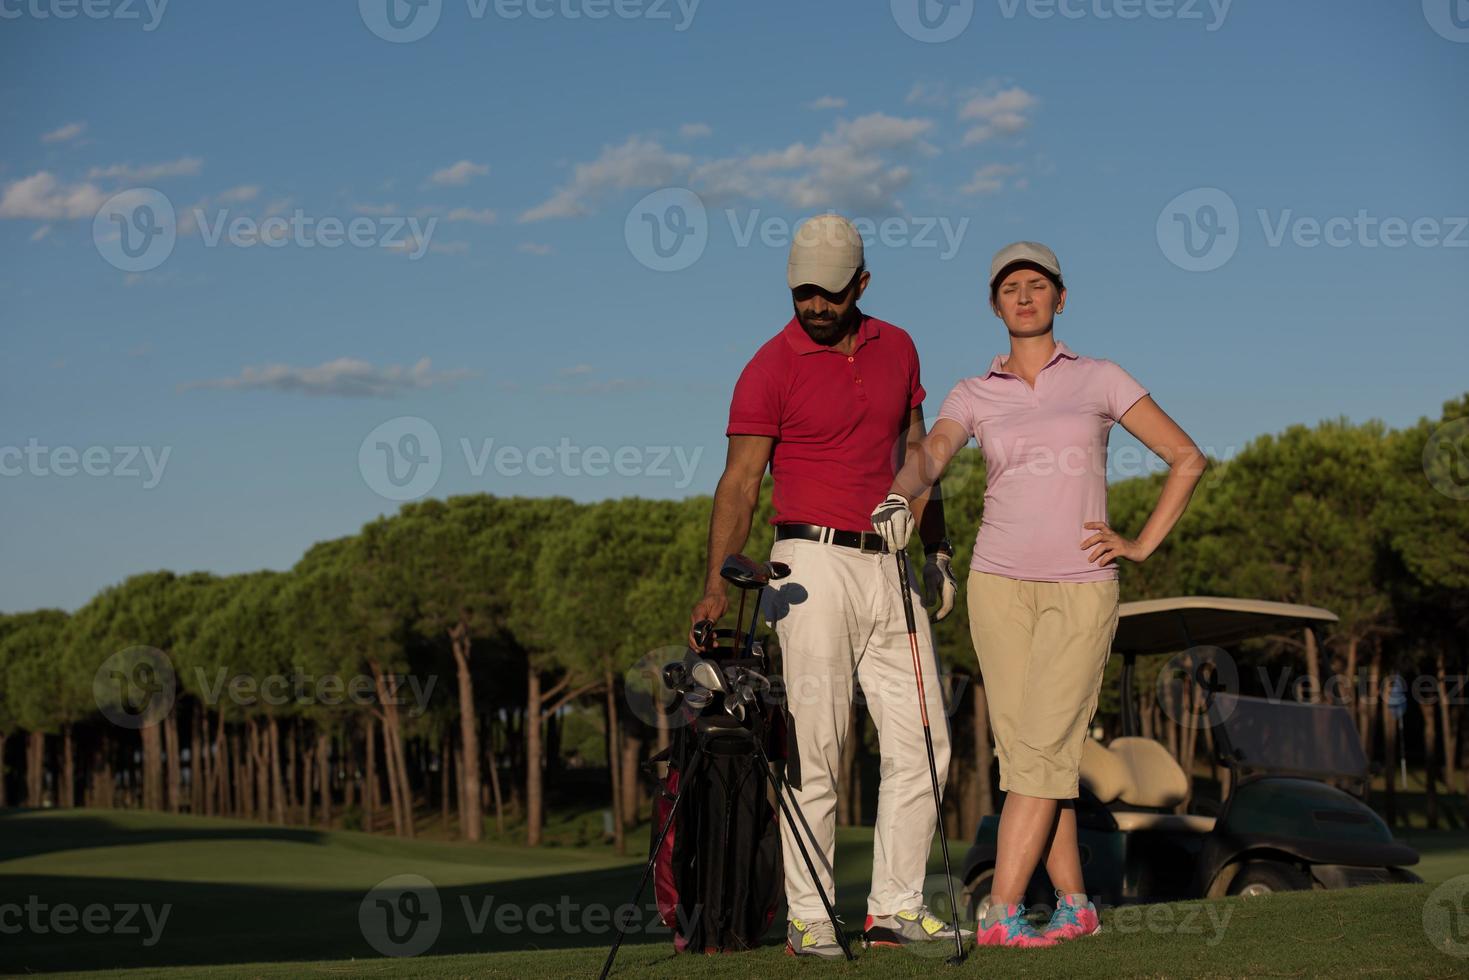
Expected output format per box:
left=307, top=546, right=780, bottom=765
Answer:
left=1081, top=522, right=1149, bottom=566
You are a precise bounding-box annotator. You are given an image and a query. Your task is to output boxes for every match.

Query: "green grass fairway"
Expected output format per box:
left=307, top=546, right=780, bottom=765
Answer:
left=2, top=808, right=1467, bottom=978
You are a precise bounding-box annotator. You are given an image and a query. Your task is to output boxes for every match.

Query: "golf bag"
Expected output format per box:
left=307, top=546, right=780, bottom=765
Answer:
left=647, top=637, right=783, bottom=953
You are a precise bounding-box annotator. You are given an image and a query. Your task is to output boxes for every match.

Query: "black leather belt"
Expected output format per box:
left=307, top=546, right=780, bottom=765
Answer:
left=775, top=523, right=888, bottom=553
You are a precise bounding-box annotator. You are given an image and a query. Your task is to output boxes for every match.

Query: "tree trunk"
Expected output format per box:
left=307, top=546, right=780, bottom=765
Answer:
left=268, top=717, right=286, bottom=825
left=1303, top=629, right=1321, bottom=703
left=141, top=722, right=164, bottom=811
left=26, top=731, right=45, bottom=807
left=605, top=669, right=625, bottom=855
left=0, top=731, right=7, bottom=807
left=372, top=662, right=413, bottom=838
left=486, top=719, right=505, bottom=837
left=1363, top=644, right=1382, bottom=758
left=191, top=709, right=206, bottom=815
left=1344, top=637, right=1359, bottom=714
left=302, top=727, right=315, bottom=828
left=527, top=671, right=545, bottom=846
left=364, top=717, right=377, bottom=834
left=1382, top=687, right=1398, bottom=829
left=450, top=620, right=484, bottom=842
left=317, top=730, right=333, bottom=829
left=60, top=726, right=75, bottom=808
left=973, top=677, right=995, bottom=816
left=251, top=719, right=270, bottom=822
left=1423, top=698, right=1441, bottom=830
left=164, top=710, right=182, bottom=813
left=442, top=734, right=454, bottom=834
left=1438, top=651, right=1456, bottom=792
left=284, top=722, right=298, bottom=816
left=620, top=730, right=643, bottom=828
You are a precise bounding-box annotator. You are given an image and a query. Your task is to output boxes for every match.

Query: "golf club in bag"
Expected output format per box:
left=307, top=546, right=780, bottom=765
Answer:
left=599, top=554, right=855, bottom=978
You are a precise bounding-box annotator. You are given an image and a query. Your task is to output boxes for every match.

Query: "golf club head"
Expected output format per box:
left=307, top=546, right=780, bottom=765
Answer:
left=661, top=661, right=689, bottom=692
left=766, top=561, right=791, bottom=580
left=719, top=554, right=770, bottom=590
left=684, top=686, right=712, bottom=710
left=690, top=619, right=715, bottom=650
left=689, top=658, right=727, bottom=694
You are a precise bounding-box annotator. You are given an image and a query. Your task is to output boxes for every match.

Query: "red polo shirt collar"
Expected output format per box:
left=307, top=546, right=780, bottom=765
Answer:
left=984, top=339, right=1077, bottom=379
left=781, top=313, right=881, bottom=356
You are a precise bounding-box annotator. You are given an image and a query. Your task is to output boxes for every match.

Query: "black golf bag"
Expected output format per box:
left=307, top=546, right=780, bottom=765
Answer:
left=647, top=638, right=783, bottom=953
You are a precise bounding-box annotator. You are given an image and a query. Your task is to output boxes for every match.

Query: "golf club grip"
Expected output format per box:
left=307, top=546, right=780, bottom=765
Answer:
left=895, top=550, right=920, bottom=634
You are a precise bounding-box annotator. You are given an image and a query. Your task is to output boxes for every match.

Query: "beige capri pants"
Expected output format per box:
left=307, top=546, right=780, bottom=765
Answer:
left=966, top=568, right=1120, bottom=799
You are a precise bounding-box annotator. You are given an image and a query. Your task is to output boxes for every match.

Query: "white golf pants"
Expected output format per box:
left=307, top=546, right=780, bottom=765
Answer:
left=762, top=535, right=952, bottom=921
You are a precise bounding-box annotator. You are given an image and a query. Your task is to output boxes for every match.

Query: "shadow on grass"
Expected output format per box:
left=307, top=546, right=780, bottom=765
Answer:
left=0, top=810, right=325, bottom=864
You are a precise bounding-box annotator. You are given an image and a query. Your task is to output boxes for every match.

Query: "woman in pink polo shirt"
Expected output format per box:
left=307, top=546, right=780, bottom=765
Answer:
left=871, top=242, right=1207, bottom=948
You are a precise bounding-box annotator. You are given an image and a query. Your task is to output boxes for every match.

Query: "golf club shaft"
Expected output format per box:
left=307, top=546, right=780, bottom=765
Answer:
left=894, top=549, right=966, bottom=964
left=733, top=591, right=748, bottom=651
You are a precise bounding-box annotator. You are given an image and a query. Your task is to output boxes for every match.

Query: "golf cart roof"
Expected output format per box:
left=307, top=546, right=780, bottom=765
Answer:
left=1114, top=597, right=1338, bottom=655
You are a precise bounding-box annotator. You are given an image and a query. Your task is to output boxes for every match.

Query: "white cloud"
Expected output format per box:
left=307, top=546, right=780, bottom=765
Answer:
left=429, top=160, right=490, bottom=186
left=560, top=363, right=595, bottom=376
left=806, top=96, right=847, bottom=110
left=517, top=242, right=553, bottom=255
left=0, top=172, right=108, bottom=219
left=87, top=157, right=204, bottom=181
left=519, top=137, right=693, bottom=222
left=30, top=224, right=52, bottom=241
left=959, top=87, right=1038, bottom=145
left=521, top=113, right=936, bottom=220
left=428, top=240, right=470, bottom=255
left=353, top=202, right=400, bottom=216
left=961, top=163, right=1023, bottom=195
left=181, top=357, right=474, bottom=398
left=679, top=122, right=712, bottom=138
left=446, top=207, right=497, bottom=224
left=216, top=185, right=260, bottom=203
left=41, top=121, right=86, bottom=144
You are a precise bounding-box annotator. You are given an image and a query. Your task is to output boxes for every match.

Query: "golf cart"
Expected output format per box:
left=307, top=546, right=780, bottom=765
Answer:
left=960, top=597, right=1422, bottom=916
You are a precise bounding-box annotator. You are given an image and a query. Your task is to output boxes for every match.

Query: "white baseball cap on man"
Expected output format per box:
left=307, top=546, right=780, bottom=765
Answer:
left=787, top=214, right=865, bottom=292
left=988, top=241, right=1063, bottom=289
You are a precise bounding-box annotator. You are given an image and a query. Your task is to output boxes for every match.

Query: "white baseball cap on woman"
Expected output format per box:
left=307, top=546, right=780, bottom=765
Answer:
left=989, top=241, right=1063, bottom=289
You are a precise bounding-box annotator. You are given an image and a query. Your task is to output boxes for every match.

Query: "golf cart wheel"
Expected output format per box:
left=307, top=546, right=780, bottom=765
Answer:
left=1227, top=860, right=1311, bottom=897
left=963, top=869, right=996, bottom=923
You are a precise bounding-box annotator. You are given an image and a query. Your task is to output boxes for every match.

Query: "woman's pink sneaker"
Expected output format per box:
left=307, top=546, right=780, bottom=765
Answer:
left=1041, top=893, right=1101, bottom=941
left=974, top=903, right=1057, bottom=947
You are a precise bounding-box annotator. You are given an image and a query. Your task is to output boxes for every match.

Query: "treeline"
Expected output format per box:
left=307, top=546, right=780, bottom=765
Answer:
left=0, top=394, right=1465, bottom=843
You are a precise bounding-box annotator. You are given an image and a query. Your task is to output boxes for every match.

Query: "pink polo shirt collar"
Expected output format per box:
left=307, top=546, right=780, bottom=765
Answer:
left=983, top=339, right=1078, bottom=379
left=781, top=313, right=881, bottom=356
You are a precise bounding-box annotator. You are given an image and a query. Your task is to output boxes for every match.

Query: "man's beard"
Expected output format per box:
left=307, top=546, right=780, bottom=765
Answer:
left=796, top=304, right=861, bottom=346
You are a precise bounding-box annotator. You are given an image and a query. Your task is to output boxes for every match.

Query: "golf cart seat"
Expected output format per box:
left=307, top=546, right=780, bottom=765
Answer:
left=1081, top=737, right=1217, bottom=834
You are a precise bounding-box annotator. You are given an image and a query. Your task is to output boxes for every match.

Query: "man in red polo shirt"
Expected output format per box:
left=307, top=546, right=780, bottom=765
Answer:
left=689, top=214, right=962, bottom=958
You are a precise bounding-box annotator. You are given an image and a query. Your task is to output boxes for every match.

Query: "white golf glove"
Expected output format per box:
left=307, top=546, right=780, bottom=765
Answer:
left=870, top=492, right=914, bottom=553
left=923, top=552, right=958, bottom=622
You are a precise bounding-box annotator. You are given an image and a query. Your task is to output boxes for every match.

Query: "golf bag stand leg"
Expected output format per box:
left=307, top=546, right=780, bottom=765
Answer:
left=752, top=740, right=855, bottom=961
left=598, top=744, right=706, bottom=980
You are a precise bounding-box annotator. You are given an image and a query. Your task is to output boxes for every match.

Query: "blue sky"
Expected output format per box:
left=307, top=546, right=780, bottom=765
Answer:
left=2, top=0, right=1466, bottom=612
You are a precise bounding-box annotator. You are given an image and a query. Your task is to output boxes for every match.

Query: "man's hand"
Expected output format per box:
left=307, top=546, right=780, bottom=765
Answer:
left=689, top=589, right=728, bottom=647
left=922, top=552, right=957, bottom=621
left=871, top=492, right=914, bottom=552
